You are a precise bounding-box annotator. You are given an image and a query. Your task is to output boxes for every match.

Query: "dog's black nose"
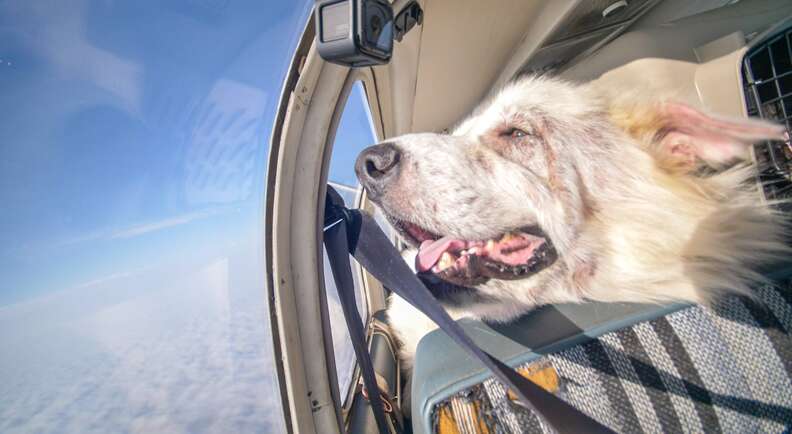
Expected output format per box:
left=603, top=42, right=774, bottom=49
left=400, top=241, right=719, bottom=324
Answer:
left=355, top=143, right=401, bottom=200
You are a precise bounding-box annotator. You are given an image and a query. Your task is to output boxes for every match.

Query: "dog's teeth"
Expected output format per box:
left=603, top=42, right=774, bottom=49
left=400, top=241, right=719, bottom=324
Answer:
left=438, top=252, right=455, bottom=270
left=486, top=240, right=496, bottom=251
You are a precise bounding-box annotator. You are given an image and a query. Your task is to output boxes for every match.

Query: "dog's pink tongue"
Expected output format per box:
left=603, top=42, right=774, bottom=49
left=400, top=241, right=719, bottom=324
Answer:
left=416, top=236, right=466, bottom=272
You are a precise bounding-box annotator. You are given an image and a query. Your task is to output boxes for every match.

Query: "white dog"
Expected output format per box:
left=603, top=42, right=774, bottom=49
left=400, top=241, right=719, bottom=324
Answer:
left=354, top=75, right=789, bottom=367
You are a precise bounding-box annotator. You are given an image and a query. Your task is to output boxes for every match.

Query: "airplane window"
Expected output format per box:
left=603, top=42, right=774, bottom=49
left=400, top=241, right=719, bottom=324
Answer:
left=323, top=81, right=378, bottom=399
left=0, top=1, right=314, bottom=432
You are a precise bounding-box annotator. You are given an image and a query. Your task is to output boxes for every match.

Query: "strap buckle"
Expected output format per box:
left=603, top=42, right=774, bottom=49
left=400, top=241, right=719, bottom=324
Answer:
left=359, top=374, right=394, bottom=414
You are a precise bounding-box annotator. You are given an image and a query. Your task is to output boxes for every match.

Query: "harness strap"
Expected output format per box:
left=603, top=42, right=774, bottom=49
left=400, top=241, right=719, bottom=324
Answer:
left=323, top=187, right=613, bottom=434
left=325, top=216, right=398, bottom=434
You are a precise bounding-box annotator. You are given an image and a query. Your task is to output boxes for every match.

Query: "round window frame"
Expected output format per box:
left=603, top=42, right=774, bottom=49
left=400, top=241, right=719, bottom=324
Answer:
left=266, top=19, right=390, bottom=434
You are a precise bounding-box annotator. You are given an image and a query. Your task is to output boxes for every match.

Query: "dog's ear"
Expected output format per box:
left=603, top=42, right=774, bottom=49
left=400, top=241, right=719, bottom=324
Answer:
left=654, top=102, right=787, bottom=170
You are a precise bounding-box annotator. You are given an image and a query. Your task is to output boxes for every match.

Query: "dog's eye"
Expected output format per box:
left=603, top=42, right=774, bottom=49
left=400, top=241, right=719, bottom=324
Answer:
left=504, top=128, right=529, bottom=139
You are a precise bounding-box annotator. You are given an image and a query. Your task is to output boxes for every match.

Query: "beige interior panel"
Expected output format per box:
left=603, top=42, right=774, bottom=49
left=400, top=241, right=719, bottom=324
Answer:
left=572, top=0, right=792, bottom=120
left=590, top=52, right=749, bottom=119
left=410, top=0, right=544, bottom=132
left=372, top=0, right=424, bottom=137
left=373, top=0, right=792, bottom=138
left=492, top=0, right=580, bottom=89
left=695, top=48, right=750, bottom=117
left=564, top=0, right=792, bottom=82
left=593, top=58, right=700, bottom=104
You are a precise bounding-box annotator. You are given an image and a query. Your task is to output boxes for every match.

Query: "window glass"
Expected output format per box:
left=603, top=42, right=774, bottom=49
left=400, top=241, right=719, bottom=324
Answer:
left=323, top=81, right=378, bottom=398
left=0, top=1, right=313, bottom=432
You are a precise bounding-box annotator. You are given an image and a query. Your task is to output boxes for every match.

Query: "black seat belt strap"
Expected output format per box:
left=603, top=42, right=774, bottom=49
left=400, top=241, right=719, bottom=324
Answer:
left=323, top=187, right=613, bottom=434
left=325, top=216, right=398, bottom=434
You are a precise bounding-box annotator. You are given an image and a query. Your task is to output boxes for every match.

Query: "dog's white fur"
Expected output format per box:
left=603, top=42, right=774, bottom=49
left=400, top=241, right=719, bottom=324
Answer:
left=374, top=76, right=788, bottom=368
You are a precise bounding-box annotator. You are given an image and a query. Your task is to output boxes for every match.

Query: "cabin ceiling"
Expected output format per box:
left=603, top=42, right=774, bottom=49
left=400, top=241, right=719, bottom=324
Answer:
left=379, top=0, right=754, bottom=135
left=408, top=0, right=544, bottom=132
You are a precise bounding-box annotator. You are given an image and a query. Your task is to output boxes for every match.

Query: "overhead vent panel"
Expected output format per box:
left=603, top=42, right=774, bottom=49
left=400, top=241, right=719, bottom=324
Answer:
left=546, top=0, right=659, bottom=44
left=519, top=0, right=661, bottom=75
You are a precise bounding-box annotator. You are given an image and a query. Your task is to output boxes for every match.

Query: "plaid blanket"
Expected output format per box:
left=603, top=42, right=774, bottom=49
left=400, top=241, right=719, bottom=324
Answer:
left=432, top=282, right=792, bottom=433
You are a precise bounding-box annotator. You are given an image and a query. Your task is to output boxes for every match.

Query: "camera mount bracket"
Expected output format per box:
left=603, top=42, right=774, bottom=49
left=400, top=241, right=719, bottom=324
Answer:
left=393, top=1, right=422, bottom=42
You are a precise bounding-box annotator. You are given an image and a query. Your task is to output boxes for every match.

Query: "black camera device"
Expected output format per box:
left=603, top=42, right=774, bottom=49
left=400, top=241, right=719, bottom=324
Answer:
left=315, top=0, right=422, bottom=67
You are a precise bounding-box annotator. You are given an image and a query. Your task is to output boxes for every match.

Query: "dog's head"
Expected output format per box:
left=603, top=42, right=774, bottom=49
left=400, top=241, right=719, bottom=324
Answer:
left=354, top=77, right=611, bottom=313
left=354, top=76, right=786, bottom=317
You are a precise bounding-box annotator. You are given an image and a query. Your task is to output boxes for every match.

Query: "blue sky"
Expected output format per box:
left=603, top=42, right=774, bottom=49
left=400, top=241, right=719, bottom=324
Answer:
left=329, top=82, right=381, bottom=187
left=1, top=0, right=311, bottom=306
left=0, top=1, right=378, bottom=432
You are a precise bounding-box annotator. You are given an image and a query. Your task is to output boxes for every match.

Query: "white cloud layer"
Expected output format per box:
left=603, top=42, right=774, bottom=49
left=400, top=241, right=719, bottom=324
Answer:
left=0, top=258, right=285, bottom=434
